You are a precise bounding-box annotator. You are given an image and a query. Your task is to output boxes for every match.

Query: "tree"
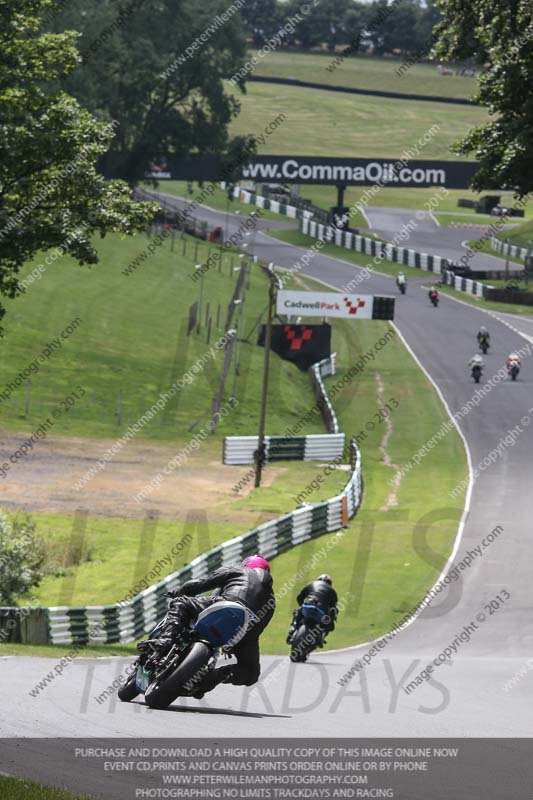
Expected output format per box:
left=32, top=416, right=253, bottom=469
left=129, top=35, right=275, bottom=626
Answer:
left=49, top=0, right=250, bottom=184
left=365, top=0, right=424, bottom=55
left=240, top=0, right=281, bottom=46
left=0, top=0, right=155, bottom=326
left=0, top=512, right=45, bottom=605
left=434, top=0, right=533, bottom=196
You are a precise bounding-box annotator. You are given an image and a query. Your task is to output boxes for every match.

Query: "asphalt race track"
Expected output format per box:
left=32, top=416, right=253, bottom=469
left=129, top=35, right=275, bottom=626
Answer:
left=1, top=196, right=532, bottom=794
left=364, top=206, right=520, bottom=274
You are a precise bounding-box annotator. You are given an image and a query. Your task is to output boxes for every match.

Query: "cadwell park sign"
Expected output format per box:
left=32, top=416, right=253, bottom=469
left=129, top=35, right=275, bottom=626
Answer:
left=145, top=154, right=479, bottom=189
left=276, top=291, right=395, bottom=320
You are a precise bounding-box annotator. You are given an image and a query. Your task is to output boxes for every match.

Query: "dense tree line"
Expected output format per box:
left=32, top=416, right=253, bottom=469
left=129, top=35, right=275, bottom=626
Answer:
left=435, top=0, right=533, bottom=196
left=45, top=0, right=255, bottom=184
left=241, top=0, right=442, bottom=56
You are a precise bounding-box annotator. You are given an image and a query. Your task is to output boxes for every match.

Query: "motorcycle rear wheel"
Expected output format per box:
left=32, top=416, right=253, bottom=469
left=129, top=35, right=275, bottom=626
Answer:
left=145, top=642, right=212, bottom=709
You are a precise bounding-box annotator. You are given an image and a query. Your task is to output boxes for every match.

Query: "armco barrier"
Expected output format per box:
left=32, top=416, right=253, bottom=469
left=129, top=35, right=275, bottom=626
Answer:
left=309, top=355, right=339, bottom=435
left=301, top=217, right=447, bottom=273
left=232, top=186, right=313, bottom=222
left=34, top=442, right=362, bottom=646
left=232, top=185, right=499, bottom=300
left=223, top=353, right=341, bottom=463
left=491, top=236, right=531, bottom=262
left=300, top=217, right=496, bottom=299
left=223, top=433, right=345, bottom=465
left=441, top=269, right=490, bottom=299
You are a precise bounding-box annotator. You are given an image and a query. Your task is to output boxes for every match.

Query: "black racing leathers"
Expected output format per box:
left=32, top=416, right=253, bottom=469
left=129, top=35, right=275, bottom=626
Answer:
left=166, top=565, right=275, bottom=688
left=297, top=580, right=338, bottom=614
left=287, top=581, right=339, bottom=645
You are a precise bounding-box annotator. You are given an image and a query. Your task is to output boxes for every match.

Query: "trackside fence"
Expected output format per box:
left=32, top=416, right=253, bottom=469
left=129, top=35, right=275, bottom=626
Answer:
left=223, top=433, right=345, bottom=465
left=28, top=442, right=361, bottom=646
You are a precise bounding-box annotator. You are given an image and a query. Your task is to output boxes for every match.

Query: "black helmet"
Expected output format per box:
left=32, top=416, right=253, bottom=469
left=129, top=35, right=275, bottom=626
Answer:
left=317, top=574, right=332, bottom=586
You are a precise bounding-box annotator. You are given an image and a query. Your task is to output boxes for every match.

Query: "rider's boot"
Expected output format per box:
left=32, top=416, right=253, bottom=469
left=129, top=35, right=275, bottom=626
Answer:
left=192, top=665, right=234, bottom=700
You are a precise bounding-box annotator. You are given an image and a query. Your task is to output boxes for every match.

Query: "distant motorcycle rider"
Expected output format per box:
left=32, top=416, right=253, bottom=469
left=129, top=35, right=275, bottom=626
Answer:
left=477, top=326, right=490, bottom=352
left=506, top=352, right=521, bottom=379
left=138, top=555, right=275, bottom=697
left=469, top=354, right=484, bottom=382
left=396, top=272, right=407, bottom=293
left=469, top=354, right=485, bottom=369
left=287, top=574, right=338, bottom=648
left=477, top=326, right=490, bottom=345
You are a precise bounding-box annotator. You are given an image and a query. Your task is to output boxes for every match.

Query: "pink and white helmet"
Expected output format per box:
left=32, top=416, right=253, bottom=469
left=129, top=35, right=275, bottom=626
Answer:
left=242, top=554, right=270, bottom=572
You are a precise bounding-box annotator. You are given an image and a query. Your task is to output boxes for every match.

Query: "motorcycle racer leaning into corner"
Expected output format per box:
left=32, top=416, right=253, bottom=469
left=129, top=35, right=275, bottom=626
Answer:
left=287, top=574, right=339, bottom=648
left=137, top=555, right=275, bottom=698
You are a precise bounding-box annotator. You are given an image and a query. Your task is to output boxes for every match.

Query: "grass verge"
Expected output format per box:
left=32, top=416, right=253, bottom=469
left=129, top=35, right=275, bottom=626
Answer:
left=0, top=232, right=323, bottom=441
left=252, top=51, right=478, bottom=101
left=0, top=777, right=90, bottom=800
left=495, top=218, right=533, bottom=248
left=229, top=82, right=487, bottom=161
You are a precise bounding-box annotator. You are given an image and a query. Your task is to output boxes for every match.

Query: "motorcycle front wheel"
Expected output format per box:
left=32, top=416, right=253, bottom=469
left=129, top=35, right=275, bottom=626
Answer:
left=290, top=624, right=316, bottom=663
left=144, top=642, right=212, bottom=709
left=118, top=669, right=141, bottom=702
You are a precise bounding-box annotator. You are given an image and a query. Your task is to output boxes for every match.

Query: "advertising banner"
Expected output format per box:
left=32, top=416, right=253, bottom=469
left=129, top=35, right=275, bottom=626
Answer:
left=276, top=291, right=394, bottom=321
left=145, top=155, right=479, bottom=189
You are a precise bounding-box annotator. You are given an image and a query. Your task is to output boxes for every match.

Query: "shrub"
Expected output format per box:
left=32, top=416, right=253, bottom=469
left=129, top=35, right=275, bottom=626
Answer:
left=0, top=512, right=46, bottom=605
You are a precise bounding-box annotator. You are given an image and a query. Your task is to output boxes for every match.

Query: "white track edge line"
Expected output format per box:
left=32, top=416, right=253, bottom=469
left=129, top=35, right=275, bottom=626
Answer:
left=271, top=263, right=474, bottom=658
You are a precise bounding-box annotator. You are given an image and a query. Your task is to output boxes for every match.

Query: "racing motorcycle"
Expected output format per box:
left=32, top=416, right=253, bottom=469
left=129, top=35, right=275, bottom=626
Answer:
left=397, top=280, right=407, bottom=295
left=479, top=337, right=490, bottom=355
left=509, top=363, right=520, bottom=381
left=289, top=604, right=330, bottom=663
left=118, top=600, right=254, bottom=709
left=471, top=364, right=483, bottom=384
left=430, top=291, right=439, bottom=307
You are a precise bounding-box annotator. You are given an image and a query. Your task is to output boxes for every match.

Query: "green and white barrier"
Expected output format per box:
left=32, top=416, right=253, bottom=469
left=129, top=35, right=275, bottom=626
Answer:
left=491, top=236, right=531, bottom=262
left=441, top=269, right=490, bottom=299
left=309, top=355, right=339, bottom=435
left=223, top=433, right=346, bottom=465
left=42, top=442, right=361, bottom=645
left=230, top=185, right=314, bottom=222
left=302, top=217, right=447, bottom=273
